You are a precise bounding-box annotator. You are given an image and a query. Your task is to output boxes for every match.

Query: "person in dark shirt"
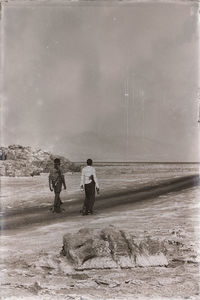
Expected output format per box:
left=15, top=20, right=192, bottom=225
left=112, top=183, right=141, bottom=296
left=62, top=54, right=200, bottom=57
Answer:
left=49, top=158, right=66, bottom=213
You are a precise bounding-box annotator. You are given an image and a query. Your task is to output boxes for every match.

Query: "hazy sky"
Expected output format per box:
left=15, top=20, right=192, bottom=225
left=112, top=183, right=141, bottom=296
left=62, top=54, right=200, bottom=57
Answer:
left=1, top=1, right=199, bottom=161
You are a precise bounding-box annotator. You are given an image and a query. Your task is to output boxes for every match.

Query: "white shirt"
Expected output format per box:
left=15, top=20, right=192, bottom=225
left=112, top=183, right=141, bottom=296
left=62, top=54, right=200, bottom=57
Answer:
left=80, top=166, right=99, bottom=189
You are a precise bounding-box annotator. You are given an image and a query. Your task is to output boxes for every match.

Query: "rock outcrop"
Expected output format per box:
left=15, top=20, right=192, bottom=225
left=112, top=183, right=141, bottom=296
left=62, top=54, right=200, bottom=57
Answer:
left=62, top=227, right=168, bottom=270
left=0, top=145, right=80, bottom=177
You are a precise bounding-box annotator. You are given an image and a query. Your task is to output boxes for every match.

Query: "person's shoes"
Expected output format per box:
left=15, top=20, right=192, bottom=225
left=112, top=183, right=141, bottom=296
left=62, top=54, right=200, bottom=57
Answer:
left=60, top=201, right=63, bottom=205
left=82, top=211, right=89, bottom=216
left=53, top=207, right=62, bottom=213
left=50, top=207, right=56, bottom=213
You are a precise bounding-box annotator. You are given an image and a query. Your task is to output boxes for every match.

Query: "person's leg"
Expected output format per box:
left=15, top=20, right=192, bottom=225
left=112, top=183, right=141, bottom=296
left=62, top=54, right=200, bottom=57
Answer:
left=84, top=184, right=90, bottom=215
left=88, top=182, right=95, bottom=213
left=84, top=182, right=95, bottom=214
left=80, top=196, right=87, bottom=215
left=54, top=192, right=61, bottom=213
left=58, top=193, right=62, bottom=205
left=53, top=182, right=63, bottom=212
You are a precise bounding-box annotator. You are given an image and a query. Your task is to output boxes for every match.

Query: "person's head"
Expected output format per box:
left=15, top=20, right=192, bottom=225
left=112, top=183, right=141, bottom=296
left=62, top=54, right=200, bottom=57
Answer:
left=54, top=158, right=61, bottom=167
left=87, top=158, right=93, bottom=166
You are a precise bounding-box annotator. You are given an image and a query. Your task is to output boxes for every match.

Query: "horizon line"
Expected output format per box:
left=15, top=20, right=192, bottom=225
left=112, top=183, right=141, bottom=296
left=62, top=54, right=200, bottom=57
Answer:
left=73, top=161, right=200, bottom=164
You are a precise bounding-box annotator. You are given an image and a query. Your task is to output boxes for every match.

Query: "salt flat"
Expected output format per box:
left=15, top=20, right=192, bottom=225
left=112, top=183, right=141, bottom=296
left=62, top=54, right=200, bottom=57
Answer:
left=0, top=164, right=200, bottom=299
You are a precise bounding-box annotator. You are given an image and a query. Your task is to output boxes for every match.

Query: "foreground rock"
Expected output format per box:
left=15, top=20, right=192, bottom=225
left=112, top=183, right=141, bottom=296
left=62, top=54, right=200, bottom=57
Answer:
left=0, top=145, right=80, bottom=177
left=62, top=227, right=168, bottom=270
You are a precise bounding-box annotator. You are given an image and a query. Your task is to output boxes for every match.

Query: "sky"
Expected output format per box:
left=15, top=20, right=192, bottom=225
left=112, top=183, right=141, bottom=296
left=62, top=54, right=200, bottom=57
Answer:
left=1, top=1, right=200, bottom=162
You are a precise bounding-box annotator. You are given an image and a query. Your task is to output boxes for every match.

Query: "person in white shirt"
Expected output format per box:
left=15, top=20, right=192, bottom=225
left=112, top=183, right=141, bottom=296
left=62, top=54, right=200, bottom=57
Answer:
left=80, top=158, right=99, bottom=215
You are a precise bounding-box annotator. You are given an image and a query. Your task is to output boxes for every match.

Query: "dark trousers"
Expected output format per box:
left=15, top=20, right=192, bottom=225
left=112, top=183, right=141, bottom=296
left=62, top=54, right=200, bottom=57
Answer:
left=84, top=181, right=95, bottom=213
left=53, top=182, right=62, bottom=213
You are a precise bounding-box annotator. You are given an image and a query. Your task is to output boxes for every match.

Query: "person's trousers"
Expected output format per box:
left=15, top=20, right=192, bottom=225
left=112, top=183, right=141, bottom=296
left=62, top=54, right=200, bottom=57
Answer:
left=53, top=182, right=62, bottom=213
left=84, top=181, right=95, bottom=213
left=54, top=192, right=61, bottom=212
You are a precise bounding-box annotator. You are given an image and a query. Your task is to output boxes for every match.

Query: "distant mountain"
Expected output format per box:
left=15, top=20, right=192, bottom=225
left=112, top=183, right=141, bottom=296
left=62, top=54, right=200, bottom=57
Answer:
left=0, top=145, right=80, bottom=177
left=55, top=131, right=191, bottom=162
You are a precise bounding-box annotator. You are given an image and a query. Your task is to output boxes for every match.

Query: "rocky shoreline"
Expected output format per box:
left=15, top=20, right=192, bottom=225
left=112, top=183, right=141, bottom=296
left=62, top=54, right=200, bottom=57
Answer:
left=0, top=145, right=80, bottom=177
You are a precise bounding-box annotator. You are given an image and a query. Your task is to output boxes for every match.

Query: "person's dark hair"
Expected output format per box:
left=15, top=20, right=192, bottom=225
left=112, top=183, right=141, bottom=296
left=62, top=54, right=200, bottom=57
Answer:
left=54, top=158, right=61, bottom=164
left=87, top=158, right=93, bottom=166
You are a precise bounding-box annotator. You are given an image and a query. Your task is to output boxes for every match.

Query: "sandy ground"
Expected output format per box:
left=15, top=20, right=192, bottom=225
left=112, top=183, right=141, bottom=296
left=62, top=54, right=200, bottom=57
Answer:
left=1, top=179, right=200, bottom=300
left=1, top=173, right=198, bottom=230
left=0, top=167, right=198, bottom=211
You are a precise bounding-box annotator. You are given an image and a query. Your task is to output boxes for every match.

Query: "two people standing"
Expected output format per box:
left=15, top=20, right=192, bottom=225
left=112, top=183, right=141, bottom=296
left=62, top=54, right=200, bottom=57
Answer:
left=49, top=158, right=99, bottom=215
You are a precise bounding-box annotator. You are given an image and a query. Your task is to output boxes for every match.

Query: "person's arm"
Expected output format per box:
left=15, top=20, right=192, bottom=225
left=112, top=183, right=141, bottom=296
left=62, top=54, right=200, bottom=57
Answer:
left=61, top=174, right=67, bottom=190
left=58, top=168, right=66, bottom=190
left=93, top=168, right=99, bottom=192
left=80, top=168, right=84, bottom=190
left=49, top=174, right=53, bottom=191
